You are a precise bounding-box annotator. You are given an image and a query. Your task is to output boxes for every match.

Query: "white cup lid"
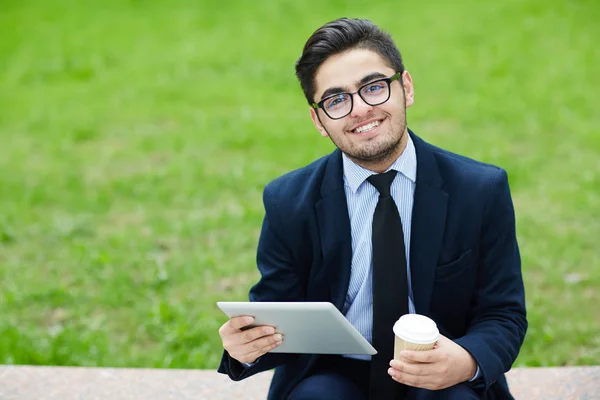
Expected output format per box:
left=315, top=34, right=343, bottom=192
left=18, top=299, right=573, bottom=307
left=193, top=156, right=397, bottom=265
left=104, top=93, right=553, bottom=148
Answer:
left=393, top=314, right=439, bottom=344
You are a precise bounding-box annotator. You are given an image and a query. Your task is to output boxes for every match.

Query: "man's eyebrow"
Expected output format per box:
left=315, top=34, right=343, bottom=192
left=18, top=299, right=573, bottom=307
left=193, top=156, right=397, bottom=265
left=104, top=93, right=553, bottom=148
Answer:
left=320, top=86, right=348, bottom=102
left=357, top=72, right=388, bottom=86
left=318, top=72, right=389, bottom=102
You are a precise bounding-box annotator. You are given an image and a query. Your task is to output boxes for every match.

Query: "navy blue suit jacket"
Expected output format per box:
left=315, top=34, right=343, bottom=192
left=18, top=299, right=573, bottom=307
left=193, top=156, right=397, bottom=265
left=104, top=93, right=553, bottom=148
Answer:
left=218, top=131, right=527, bottom=399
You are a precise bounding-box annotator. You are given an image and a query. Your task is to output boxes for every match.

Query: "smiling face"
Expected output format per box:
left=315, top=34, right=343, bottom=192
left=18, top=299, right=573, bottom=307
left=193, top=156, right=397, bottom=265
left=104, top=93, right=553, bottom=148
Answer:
left=310, top=49, right=414, bottom=172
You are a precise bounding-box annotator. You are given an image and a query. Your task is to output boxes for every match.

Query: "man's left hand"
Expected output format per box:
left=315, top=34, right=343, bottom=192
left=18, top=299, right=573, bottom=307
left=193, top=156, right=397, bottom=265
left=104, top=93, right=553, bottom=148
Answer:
left=387, top=334, right=477, bottom=390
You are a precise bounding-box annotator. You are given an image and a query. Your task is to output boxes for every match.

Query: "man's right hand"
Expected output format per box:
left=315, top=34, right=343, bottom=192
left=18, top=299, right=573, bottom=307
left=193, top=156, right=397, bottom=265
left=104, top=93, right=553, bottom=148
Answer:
left=218, top=316, right=284, bottom=364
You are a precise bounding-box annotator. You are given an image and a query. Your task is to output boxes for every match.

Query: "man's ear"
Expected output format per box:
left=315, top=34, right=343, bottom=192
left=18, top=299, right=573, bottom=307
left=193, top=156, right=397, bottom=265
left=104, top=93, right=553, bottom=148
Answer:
left=310, top=108, right=329, bottom=138
left=402, top=71, right=415, bottom=108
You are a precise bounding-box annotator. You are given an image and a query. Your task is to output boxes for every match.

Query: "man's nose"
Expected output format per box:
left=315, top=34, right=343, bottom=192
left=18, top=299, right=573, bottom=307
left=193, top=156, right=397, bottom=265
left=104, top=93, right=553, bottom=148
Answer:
left=349, top=93, right=373, bottom=118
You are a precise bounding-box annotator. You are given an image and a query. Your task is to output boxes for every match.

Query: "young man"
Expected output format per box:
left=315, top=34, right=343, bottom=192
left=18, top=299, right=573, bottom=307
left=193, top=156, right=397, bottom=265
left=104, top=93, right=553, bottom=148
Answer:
left=218, top=18, right=527, bottom=400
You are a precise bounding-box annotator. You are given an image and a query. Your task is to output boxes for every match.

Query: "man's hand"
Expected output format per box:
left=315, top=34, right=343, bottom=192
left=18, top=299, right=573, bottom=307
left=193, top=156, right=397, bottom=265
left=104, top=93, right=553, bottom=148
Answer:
left=218, top=316, right=283, bottom=364
left=387, top=334, right=477, bottom=390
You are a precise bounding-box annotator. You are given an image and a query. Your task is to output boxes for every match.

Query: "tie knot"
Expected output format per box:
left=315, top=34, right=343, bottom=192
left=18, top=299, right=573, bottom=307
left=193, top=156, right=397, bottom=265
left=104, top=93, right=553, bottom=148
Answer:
left=367, top=170, right=397, bottom=196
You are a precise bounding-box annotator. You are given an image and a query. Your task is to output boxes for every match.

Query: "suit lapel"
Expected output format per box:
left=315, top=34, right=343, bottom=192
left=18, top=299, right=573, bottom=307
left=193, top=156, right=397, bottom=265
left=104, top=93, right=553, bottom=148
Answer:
left=409, top=131, right=448, bottom=314
left=315, top=149, right=353, bottom=311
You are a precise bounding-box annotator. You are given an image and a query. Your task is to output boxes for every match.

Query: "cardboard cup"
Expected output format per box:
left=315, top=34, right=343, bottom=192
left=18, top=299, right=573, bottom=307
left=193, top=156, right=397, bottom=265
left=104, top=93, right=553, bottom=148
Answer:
left=393, top=314, right=439, bottom=360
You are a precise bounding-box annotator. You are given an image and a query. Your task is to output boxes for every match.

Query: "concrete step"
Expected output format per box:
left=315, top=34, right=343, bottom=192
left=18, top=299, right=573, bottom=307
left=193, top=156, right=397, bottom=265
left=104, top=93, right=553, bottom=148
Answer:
left=0, top=365, right=598, bottom=399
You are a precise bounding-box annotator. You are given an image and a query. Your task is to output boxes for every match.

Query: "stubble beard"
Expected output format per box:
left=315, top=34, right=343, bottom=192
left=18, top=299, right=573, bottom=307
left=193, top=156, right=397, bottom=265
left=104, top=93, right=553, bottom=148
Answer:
left=329, top=109, right=408, bottom=166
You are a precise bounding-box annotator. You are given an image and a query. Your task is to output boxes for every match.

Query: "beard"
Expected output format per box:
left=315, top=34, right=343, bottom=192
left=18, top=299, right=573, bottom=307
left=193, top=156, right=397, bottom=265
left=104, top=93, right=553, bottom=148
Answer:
left=324, top=107, right=407, bottom=165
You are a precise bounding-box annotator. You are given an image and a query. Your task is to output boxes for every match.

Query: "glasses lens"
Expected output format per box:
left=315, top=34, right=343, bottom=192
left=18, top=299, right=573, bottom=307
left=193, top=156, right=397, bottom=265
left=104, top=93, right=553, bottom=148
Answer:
left=360, top=80, right=390, bottom=106
left=323, top=93, right=352, bottom=119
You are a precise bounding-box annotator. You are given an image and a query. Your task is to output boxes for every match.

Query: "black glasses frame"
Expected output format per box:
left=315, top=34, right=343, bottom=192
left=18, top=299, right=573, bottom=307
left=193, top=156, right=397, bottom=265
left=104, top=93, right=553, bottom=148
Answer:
left=311, top=72, right=403, bottom=120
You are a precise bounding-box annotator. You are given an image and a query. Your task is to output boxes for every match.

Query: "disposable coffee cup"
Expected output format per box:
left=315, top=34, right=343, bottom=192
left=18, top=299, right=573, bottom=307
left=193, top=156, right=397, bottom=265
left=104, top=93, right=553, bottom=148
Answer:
left=393, top=314, right=439, bottom=360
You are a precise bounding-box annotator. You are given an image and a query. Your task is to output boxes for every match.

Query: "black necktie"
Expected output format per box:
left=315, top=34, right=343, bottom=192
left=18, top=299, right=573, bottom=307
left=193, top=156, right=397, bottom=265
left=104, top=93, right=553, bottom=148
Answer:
left=367, top=170, right=409, bottom=400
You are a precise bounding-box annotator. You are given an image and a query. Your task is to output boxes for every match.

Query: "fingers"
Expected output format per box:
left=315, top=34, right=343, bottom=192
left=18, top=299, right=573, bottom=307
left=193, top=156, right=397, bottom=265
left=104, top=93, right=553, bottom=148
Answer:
left=225, top=325, right=275, bottom=347
left=229, top=332, right=284, bottom=364
left=388, top=350, right=452, bottom=391
left=230, top=336, right=282, bottom=363
left=389, top=360, right=433, bottom=377
left=219, top=316, right=276, bottom=349
left=238, top=331, right=283, bottom=355
left=398, top=348, right=440, bottom=363
left=218, top=317, right=283, bottom=365
left=239, top=332, right=283, bottom=357
left=395, top=334, right=449, bottom=363
left=388, top=367, right=439, bottom=389
left=218, top=316, right=250, bottom=340
left=388, top=360, right=444, bottom=390
left=388, top=365, right=451, bottom=391
left=220, top=316, right=255, bottom=335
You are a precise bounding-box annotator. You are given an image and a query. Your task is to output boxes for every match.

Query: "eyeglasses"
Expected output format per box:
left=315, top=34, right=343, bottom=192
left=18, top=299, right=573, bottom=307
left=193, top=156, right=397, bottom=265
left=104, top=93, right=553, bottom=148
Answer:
left=311, top=72, right=402, bottom=120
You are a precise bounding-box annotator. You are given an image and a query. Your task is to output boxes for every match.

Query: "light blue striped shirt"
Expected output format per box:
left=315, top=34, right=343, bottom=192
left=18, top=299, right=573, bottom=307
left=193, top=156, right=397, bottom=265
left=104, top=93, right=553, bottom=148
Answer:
left=342, top=135, right=417, bottom=361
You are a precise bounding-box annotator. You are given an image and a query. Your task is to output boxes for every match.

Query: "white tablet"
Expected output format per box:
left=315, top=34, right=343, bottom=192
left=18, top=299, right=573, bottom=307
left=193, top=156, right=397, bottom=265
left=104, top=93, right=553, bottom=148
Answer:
left=217, top=301, right=376, bottom=355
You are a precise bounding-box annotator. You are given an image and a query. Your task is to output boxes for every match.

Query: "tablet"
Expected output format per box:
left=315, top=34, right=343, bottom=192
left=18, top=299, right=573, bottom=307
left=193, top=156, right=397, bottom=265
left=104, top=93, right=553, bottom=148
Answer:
left=217, top=301, right=376, bottom=355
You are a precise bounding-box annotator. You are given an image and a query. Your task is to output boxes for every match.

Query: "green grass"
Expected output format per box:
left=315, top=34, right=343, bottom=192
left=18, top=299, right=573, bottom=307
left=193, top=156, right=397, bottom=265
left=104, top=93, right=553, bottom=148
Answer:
left=0, top=0, right=599, bottom=369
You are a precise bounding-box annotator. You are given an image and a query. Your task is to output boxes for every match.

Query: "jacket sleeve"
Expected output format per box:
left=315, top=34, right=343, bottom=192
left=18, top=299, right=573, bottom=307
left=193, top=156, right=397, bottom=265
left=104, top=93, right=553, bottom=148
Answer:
left=217, top=183, right=306, bottom=380
left=454, top=168, right=528, bottom=392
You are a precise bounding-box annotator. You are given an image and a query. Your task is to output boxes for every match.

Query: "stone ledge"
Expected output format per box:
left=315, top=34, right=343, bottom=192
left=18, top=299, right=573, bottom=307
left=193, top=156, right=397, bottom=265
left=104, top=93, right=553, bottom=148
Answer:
left=0, top=365, right=598, bottom=399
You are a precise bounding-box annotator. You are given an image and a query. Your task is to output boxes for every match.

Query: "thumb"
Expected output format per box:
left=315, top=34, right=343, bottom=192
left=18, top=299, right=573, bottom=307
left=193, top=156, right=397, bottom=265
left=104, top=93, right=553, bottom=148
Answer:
left=434, top=334, right=450, bottom=347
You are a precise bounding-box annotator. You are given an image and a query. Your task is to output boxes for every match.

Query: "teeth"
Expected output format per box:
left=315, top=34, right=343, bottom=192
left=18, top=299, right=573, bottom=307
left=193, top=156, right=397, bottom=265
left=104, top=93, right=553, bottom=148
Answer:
left=356, top=120, right=380, bottom=133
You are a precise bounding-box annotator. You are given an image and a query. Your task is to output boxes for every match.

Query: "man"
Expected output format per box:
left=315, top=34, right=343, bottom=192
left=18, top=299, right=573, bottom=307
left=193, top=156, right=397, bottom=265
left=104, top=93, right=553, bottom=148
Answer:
left=218, top=18, right=527, bottom=400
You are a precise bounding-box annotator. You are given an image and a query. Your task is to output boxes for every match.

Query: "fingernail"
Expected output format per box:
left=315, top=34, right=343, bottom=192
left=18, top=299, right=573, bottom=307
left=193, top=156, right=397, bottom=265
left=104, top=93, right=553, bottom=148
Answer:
left=274, top=334, right=283, bottom=342
left=264, top=327, right=274, bottom=335
left=388, top=368, right=394, bottom=376
left=245, top=317, right=254, bottom=324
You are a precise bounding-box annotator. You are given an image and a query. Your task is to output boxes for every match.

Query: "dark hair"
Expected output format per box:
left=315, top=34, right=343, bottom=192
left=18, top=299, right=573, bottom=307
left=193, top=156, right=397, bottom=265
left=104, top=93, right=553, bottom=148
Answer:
left=295, top=18, right=405, bottom=105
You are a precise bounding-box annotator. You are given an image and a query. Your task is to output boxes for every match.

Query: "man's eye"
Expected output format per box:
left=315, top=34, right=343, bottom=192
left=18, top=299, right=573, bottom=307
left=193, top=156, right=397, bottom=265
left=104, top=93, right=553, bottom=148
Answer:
left=365, top=83, right=384, bottom=93
left=326, top=95, right=347, bottom=109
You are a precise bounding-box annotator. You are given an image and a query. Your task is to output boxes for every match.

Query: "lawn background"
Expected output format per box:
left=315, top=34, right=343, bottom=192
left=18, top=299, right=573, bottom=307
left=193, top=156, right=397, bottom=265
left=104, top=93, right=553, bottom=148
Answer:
left=1, top=0, right=598, bottom=369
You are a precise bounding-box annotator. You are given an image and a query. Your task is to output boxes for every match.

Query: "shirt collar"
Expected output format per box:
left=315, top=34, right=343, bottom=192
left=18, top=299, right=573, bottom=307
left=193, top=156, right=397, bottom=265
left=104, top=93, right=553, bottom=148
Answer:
left=342, top=133, right=417, bottom=194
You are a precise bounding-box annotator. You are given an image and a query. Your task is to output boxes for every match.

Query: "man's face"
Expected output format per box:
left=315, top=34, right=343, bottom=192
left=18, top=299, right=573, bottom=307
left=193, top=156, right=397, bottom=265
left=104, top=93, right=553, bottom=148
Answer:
left=310, top=49, right=414, bottom=164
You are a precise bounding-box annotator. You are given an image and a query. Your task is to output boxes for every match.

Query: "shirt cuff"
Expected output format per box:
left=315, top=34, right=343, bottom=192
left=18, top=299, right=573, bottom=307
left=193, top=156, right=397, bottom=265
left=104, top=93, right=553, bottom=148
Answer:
left=242, top=358, right=260, bottom=368
left=469, top=365, right=481, bottom=382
